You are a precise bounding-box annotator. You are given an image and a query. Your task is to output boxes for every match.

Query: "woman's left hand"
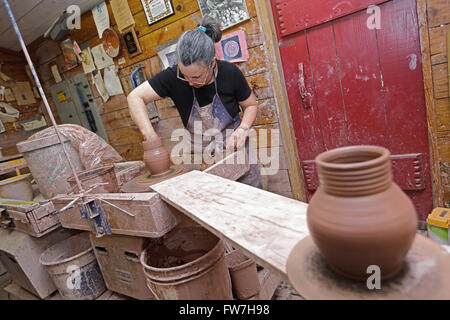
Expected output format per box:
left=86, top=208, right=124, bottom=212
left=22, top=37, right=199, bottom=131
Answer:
left=226, top=124, right=250, bottom=151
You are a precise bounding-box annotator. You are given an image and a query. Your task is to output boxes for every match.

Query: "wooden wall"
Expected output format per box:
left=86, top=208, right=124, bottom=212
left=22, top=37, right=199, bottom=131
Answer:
left=0, top=48, right=47, bottom=156
left=29, top=0, right=293, bottom=198
left=418, top=0, right=450, bottom=208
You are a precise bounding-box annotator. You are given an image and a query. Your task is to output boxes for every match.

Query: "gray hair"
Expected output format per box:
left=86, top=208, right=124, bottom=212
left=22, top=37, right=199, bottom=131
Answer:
left=176, top=16, right=222, bottom=68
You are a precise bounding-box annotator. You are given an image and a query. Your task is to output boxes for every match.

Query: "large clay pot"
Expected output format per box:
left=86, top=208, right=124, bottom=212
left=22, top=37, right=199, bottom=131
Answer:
left=307, top=145, right=417, bottom=281
left=142, top=137, right=171, bottom=177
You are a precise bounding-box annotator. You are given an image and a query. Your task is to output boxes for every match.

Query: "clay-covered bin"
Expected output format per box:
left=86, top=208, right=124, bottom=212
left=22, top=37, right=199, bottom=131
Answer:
left=306, top=145, right=417, bottom=281
left=140, top=226, right=232, bottom=300
left=0, top=174, right=33, bottom=201
left=40, top=232, right=106, bottom=300
left=225, top=249, right=260, bottom=299
left=16, top=134, right=84, bottom=199
left=67, top=165, right=119, bottom=194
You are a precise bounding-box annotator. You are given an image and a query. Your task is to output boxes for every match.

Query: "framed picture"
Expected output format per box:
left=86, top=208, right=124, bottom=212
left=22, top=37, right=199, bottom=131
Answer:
left=197, top=0, right=250, bottom=30
left=141, top=0, right=174, bottom=25
left=122, top=27, right=143, bottom=58
left=215, top=30, right=249, bottom=63
left=156, top=37, right=178, bottom=69
left=60, top=38, right=78, bottom=71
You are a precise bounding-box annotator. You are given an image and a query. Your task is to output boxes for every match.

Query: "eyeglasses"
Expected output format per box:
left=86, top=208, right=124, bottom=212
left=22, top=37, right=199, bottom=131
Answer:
left=177, top=63, right=215, bottom=85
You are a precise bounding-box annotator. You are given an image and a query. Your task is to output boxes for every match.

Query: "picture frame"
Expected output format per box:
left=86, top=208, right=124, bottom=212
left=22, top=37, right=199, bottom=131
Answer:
left=141, top=0, right=174, bottom=26
left=156, top=37, right=178, bottom=70
left=122, top=26, right=143, bottom=58
left=197, top=0, right=250, bottom=30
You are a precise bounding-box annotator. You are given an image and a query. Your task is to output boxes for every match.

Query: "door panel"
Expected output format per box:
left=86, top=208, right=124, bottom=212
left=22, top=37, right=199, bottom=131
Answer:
left=307, top=22, right=348, bottom=150
left=333, top=9, right=388, bottom=147
left=279, top=31, right=325, bottom=161
left=271, top=0, right=433, bottom=220
left=376, top=0, right=431, bottom=215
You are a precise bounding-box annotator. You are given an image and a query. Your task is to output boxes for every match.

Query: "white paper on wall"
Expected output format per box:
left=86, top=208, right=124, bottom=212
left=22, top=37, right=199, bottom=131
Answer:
left=103, top=65, right=124, bottom=96
left=92, top=1, right=110, bottom=38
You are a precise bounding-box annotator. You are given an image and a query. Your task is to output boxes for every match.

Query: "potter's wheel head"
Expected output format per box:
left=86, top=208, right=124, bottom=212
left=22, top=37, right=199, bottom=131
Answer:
left=286, top=235, right=450, bottom=300
left=120, top=165, right=188, bottom=193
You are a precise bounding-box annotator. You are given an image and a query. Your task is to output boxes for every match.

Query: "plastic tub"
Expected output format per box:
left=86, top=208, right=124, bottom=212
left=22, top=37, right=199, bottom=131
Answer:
left=16, top=134, right=84, bottom=199
left=140, top=226, right=232, bottom=300
left=40, top=232, right=106, bottom=300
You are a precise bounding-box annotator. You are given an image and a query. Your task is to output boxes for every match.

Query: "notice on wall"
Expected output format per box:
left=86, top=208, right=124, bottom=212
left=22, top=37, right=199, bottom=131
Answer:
left=50, top=64, right=62, bottom=83
left=104, top=65, right=124, bottom=96
left=110, top=0, right=135, bottom=33
left=81, top=47, right=96, bottom=74
left=12, top=82, right=37, bottom=106
left=92, top=71, right=110, bottom=103
left=92, top=1, right=110, bottom=38
left=91, top=44, right=114, bottom=70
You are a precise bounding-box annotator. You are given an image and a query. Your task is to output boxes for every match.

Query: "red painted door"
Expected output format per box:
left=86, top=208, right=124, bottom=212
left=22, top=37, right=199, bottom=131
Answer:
left=271, top=0, right=432, bottom=221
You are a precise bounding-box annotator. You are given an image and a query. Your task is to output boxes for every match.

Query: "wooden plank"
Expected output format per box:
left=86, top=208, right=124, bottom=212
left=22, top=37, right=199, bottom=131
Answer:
left=107, top=126, right=143, bottom=146
left=204, top=151, right=250, bottom=181
left=255, top=0, right=306, bottom=202
left=333, top=9, right=387, bottom=147
left=437, top=131, right=450, bottom=161
left=150, top=170, right=309, bottom=281
left=114, top=143, right=143, bottom=161
left=417, top=0, right=444, bottom=208
left=430, top=24, right=450, bottom=65
left=253, top=98, right=278, bottom=125
left=436, top=98, right=450, bottom=131
left=427, top=0, right=450, bottom=28
left=433, top=63, right=449, bottom=99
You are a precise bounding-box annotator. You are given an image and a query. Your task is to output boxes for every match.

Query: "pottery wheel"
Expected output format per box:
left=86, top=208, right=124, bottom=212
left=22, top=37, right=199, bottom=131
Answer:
left=121, top=165, right=188, bottom=193
left=286, top=234, right=450, bottom=300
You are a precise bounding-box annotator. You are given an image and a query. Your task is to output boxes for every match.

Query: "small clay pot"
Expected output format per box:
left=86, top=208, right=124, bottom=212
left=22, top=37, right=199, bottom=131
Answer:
left=142, top=137, right=171, bottom=177
left=306, top=145, right=417, bottom=281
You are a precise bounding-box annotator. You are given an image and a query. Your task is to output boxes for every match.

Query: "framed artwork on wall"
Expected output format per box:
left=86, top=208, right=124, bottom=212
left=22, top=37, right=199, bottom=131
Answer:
left=141, top=0, right=174, bottom=25
left=197, top=0, right=250, bottom=30
left=122, top=26, right=143, bottom=58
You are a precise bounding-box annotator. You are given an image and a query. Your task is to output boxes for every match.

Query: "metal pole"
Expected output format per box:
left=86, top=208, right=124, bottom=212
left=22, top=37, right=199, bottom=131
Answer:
left=3, top=0, right=85, bottom=193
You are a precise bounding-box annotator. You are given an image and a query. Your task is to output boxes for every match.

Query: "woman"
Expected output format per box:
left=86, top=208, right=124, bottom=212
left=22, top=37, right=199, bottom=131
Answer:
left=127, top=16, right=262, bottom=189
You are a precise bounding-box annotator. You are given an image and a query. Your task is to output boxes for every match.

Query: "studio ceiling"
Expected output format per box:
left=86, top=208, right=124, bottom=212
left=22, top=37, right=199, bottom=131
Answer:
left=0, top=0, right=93, bottom=52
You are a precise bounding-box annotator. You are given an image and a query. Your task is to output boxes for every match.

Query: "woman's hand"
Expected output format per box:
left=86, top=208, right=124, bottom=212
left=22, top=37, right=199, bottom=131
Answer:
left=226, top=124, right=250, bottom=151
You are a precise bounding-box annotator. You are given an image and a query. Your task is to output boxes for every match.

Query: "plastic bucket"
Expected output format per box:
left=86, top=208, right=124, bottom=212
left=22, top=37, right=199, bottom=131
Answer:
left=225, top=249, right=260, bottom=299
left=39, top=232, right=106, bottom=300
left=67, top=164, right=119, bottom=194
left=140, top=226, right=232, bottom=300
left=17, top=134, right=84, bottom=199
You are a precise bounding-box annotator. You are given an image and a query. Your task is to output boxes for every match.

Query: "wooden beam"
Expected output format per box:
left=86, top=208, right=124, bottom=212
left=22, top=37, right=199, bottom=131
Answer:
left=417, top=0, right=444, bottom=207
left=204, top=151, right=250, bottom=181
left=254, top=0, right=307, bottom=202
left=150, top=170, right=309, bottom=282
